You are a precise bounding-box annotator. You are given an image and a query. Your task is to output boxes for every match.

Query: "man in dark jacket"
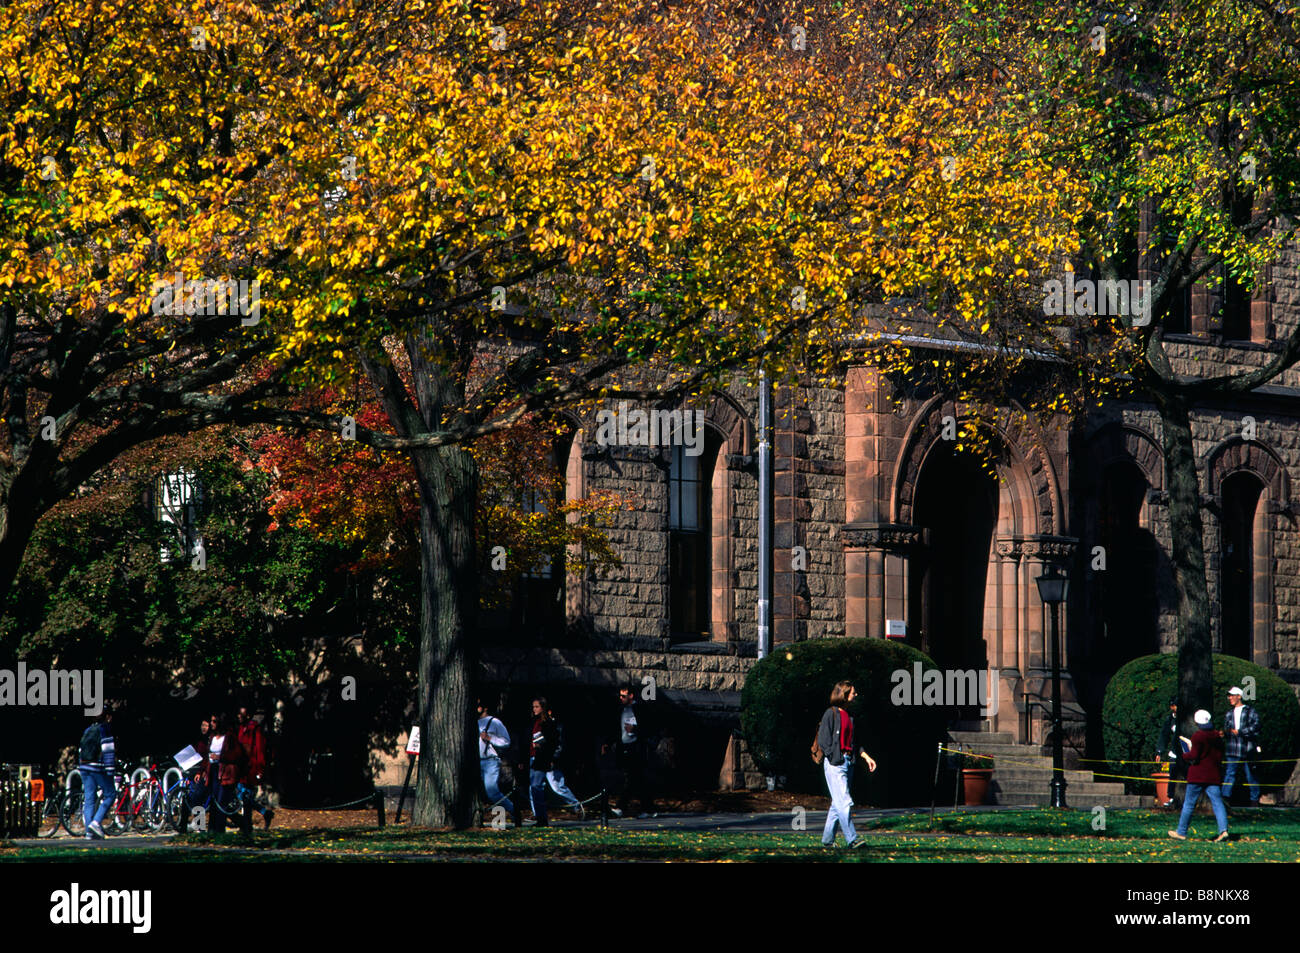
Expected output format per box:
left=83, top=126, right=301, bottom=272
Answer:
left=1221, top=687, right=1262, bottom=805
left=600, top=685, right=656, bottom=818
left=1155, top=699, right=1183, bottom=807
left=1169, top=709, right=1229, bottom=842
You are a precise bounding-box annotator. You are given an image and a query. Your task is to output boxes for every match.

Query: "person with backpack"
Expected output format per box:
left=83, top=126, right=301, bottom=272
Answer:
left=77, top=705, right=117, bottom=839
left=477, top=698, right=520, bottom=826
left=541, top=702, right=584, bottom=819
left=527, top=696, right=581, bottom=826
left=814, top=680, right=877, bottom=848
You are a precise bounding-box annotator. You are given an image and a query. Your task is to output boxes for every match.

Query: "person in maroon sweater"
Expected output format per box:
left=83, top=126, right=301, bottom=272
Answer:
left=1169, top=709, right=1229, bottom=842
left=237, top=706, right=275, bottom=829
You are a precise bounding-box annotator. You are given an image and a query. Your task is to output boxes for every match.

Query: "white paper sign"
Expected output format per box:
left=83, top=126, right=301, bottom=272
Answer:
left=405, top=727, right=421, bottom=755
left=174, top=745, right=203, bottom=771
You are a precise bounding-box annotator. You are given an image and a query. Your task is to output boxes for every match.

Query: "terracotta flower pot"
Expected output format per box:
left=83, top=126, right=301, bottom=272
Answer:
left=961, top=768, right=993, bottom=806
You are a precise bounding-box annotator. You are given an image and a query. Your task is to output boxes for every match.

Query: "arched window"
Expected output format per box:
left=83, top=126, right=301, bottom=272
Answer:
left=1221, top=471, right=1264, bottom=660
left=668, top=430, right=721, bottom=642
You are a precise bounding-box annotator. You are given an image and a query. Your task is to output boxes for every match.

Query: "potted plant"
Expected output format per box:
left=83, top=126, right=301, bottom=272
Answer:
left=959, top=751, right=994, bottom=806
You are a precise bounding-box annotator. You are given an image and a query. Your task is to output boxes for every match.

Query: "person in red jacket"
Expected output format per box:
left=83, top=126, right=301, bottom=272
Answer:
left=1169, top=709, right=1229, bottom=842
left=236, top=706, right=275, bottom=829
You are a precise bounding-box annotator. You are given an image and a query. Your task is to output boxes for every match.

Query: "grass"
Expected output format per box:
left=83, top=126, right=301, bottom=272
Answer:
left=4, top=808, right=1297, bottom=862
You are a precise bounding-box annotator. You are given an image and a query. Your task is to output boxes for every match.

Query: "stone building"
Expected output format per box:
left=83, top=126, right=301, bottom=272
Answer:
left=464, top=248, right=1300, bottom=799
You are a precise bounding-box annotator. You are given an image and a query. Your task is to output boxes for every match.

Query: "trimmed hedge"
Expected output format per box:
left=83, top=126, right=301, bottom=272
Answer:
left=1102, top=653, right=1300, bottom=791
left=740, top=638, right=947, bottom=806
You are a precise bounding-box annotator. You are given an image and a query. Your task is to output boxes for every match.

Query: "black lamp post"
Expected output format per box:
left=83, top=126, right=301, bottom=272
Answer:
left=1035, top=564, right=1069, bottom=808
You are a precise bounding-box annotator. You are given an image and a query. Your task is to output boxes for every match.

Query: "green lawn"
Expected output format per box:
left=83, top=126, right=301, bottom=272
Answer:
left=4, top=808, right=1297, bottom=862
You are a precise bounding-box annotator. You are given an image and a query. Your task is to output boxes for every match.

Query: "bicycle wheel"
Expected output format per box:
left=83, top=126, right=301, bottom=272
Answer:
left=61, top=789, right=86, bottom=837
left=37, top=790, right=63, bottom=837
left=105, top=790, right=133, bottom=835
left=165, top=785, right=187, bottom=832
left=131, top=785, right=159, bottom=833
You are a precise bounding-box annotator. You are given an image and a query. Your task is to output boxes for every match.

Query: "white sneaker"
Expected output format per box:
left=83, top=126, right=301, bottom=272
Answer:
left=87, top=821, right=105, bottom=839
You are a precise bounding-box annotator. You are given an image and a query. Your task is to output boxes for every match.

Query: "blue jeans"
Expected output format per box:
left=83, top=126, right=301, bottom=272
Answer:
left=480, top=758, right=514, bottom=815
left=1176, top=783, right=1228, bottom=836
left=80, top=767, right=114, bottom=830
left=529, top=768, right=550, bottom=825
left=544, top=769, right=581, bottom=810
left=822, top=757, right=856, bottom=845
left=1221, top=758, right=1260, bottom=802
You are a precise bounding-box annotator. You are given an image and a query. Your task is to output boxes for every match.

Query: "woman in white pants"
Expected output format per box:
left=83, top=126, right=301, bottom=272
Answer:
left=817, top=681, right=877, bottom=847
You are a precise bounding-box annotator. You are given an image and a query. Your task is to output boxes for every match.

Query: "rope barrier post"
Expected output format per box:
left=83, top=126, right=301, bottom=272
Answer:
left=929, top=741, right=942, bottom=828
left=601, top=789, right=608, bottom=829
left=375, top=790, right=385, bottom=828
left=952, top=744, right=962, bottom=810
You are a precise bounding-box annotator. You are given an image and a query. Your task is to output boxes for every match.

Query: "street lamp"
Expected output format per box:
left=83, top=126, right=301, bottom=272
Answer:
left=1035, top=564, right=1069, bottom=808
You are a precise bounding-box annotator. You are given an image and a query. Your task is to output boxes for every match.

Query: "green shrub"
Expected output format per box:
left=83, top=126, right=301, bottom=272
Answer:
left=740, top=638, right=948, bottom=806
left=1102, top=653, right=1300, bottom=792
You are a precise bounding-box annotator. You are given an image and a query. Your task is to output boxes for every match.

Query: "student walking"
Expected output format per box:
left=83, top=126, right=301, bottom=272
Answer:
left=77, top=706, right=116, bottom=839
left=477, top=699, right=520, bottom=826
left=816, top=681, right=877, bottom=848
left=236, top=706, right=275, bottom=829
left=528, top=697, right=582, bottom=826
left=1169, top=709, right=1230, bottom=842
left=1221, top=687, right=1262, bottom=805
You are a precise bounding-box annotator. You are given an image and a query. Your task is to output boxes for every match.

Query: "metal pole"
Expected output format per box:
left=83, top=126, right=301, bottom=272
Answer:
left=1049, top=602, right=1068, bottom=808
left=757, top=367, right=773, bottom=660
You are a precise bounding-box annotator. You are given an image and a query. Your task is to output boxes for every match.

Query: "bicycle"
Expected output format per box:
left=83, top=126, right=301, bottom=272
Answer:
left=164, top=775, right=251, bottom=833
left=132, top=763, right=185, bottom=833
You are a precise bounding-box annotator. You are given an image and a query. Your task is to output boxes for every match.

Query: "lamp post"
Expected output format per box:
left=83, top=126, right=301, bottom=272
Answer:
left=1035, top=564, right=1069, bottom=808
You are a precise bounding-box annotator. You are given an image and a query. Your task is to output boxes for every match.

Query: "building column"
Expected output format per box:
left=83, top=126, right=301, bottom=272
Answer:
left=842, top=523, right=925, bottom=640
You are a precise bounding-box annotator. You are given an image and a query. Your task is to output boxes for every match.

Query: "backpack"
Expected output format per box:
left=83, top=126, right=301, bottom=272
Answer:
left=78, top=724, right=101, bottom=765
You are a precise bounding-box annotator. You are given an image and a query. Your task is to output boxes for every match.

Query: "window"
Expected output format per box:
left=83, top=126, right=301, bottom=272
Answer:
left=669, top=442, right=712, bottom=641
left=1221, top=472, right=1263, bottom=659
left=156, top=468, right=204, bottom=562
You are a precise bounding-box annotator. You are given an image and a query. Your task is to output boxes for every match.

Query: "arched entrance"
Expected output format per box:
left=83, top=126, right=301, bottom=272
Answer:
left=909, top=442, right=997, bottom=697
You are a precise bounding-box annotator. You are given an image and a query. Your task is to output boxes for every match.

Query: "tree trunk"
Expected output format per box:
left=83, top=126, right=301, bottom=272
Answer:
left=1154, top=388, right=1213, bottom=734
left=410, top=440, right=481, bottom=828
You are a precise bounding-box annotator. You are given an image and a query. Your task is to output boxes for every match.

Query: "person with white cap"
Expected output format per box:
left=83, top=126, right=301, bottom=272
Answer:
left=1221, top=687, right=1261, bottom=806
left=1169, top=709, right=1229, bottom=842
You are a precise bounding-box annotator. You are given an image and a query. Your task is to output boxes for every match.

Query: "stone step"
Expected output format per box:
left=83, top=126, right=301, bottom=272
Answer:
left=992, top=766, right=1098, bottom=782
left=948, top=731, right=1016, bottom=746
left=994, top=779, right=1133, bottom=798
left=991, top=792, right=1147, bottom=808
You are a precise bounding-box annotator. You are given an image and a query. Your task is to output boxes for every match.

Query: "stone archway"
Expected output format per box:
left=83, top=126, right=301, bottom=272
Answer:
left=881, top=397, right=1075, bottom=738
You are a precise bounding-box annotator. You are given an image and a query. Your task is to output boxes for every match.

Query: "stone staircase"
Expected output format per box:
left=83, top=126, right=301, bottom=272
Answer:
left=949, top=730, right=1144, bottom=809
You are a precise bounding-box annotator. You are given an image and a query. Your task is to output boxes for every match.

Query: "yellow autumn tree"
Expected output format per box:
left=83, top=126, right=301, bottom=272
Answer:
left=3, top=0, right=1085, bottom=825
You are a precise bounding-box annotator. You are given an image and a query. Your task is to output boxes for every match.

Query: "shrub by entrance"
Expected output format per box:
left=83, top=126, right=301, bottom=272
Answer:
left=740, top=639, right=947, bottom=807
left=1102, top=653, right=1300, bottom=795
